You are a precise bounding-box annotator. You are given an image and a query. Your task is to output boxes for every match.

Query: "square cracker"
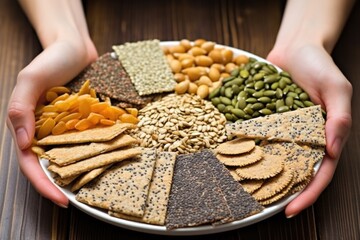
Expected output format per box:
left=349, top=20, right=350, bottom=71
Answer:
left=109, top=151, right=177, bottom=225
left=48, top=147, right=142, bottom=178
left=42, top=134, right=139, bottom=166
left=76, top=149, right=157, bottom=217
left=226, top=105, right=325, bottom=146
left=37, top=123, right=136, bottom=145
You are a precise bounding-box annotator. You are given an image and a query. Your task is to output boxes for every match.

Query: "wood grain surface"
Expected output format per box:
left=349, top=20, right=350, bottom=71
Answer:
left=1, top=0, right=359, bottom=239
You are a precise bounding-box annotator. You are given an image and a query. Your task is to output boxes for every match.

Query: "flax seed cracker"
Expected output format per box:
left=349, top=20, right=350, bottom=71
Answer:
left=76, top=149, right=157, bottom=217
left=42, top=134, right=139, bottom=166
left=37, top=123, right=136, bottom=145
left=216, top=146, right=263, bottom=166
left=110, top=151, right=177, bottom=225
left=215, top=138, right=256, bottom=155
left=48, top=147, right=142, bottom=178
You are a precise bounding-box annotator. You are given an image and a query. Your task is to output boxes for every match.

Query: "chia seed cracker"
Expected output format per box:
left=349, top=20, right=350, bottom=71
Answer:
left=112, top=40, right=176, bottom=96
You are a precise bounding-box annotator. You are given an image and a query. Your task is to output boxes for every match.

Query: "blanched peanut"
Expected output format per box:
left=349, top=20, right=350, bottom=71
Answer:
left=201, top=41, right=215, bottom=53
left=188, top=46, right=206, bottom=56
left=175, top=53, right=194, bottom=61
left=180, top=39, right=192, bottom=51
left=195, top=55, right=213, bottom=67
left=208, top=67, right=221, bottom=82
left=174, top=73, right=186, bottom=82
left=182, top=67, right=206, bottom=81
left=181, top=58, right=194, bottom=69
left=168, top=45, right=186, bottom=54
left=197, top=85, right=209, bottom=99
left=169, top=59, right=182, bottom=73
left=221, top=49, right=233, bottom=64
left=196, top=76, right=213, bottom=87
left=194, top=39, right=206, bottom=47
left=187, top=82, right=198, bottom=94
left=208, top=49, right=223, bottom=63
left=234, top=54, right=249, bottom=65
left=225, top=62, right=238, bottom=73
left=175, top=80, right=190, bottom=94
left=210, top=63, right=225, bottom=73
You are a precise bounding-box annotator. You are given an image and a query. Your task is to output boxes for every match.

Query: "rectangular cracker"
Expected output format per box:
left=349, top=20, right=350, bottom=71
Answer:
left=37, top=123, right=136, bottom=145
left=109, top=151, right=177, bottom=225
left=70, top=164, right=112, bottom=192
left=42, top=134, right=139, bottom=166
left=54, top=175, right=79, bottom=187
left=76, top=149, right=157, bottom=217
left=48, top=147, right=142, bottom=178
left=226, top=105, right=325, bottom=146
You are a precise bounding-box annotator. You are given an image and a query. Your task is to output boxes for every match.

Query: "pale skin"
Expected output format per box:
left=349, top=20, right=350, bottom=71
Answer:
left=8, top=0, right=353, bottom=216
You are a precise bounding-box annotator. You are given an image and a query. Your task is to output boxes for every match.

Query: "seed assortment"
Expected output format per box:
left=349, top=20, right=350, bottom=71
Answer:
left=35, top=39, right=327, bottom=231
left=208, top=58, right=316, bottom=122
left=133, top=93, right=228, bottom=154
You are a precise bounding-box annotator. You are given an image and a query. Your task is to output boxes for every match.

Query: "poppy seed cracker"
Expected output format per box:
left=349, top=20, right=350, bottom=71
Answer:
left=110, top=151, right=177, bottom=225
left=70, top=164, right=112, bottom=192
left=215, top=138, right=256, bottom=155
left=48, top=147, right=142, bottom=178
left=76, top=149, right=157, bottom=217
left=226, top=105, right=326, bottom=146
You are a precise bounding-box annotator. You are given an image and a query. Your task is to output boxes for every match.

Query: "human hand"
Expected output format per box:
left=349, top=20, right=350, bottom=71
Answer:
left=267, top=43, right=352, bottom=218
left=7, top=39, right=98, bottom=207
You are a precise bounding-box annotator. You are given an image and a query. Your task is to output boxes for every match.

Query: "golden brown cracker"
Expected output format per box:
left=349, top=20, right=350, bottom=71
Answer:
left=235, top=153, right=284, bottom=180
left=42, top=134, right=139, bottom=166
left=70, top=164, right=112, bottom=192
left=216, top=146, right=263, bottom=166
left=228, top=168, right=245, bottom=181
left=216, top=138, right=256, bottom=155
left=258, top=178, right=296, bottom=206
left=37, top=123, right=136, bottom=145
left=48, top=147, right=142, bottom=178
left=54, top=175, right=78, bottom=187
left=239, top=179, right=264, bottom=194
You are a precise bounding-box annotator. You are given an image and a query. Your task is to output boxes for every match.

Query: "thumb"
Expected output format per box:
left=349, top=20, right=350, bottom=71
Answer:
left=7, top=81, right=43, bottom=150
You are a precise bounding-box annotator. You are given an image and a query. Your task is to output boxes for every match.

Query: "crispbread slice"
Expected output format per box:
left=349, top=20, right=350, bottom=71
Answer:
left=216, top=146, right=263, bottom=166
left=54, top=175, right=78, bottom=187
left=48, top=147, right=142, bottom=178
left=109, top=151, right=177, bottom=225
left=76, top=149, right=157, bottom=217
left=215, top=138, right=256, bottom=155
left=37, top=123, right=136, bottom=145
left=226, top=105, right=325, bottom=146
left=235, top=153, right=284, bottom=180
left=42, top=134, right=139, bottom=166
left=71, top=164, right=112, bottom=192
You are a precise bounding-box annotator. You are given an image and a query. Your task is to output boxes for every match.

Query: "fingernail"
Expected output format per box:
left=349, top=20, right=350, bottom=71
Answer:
left=16, top=127, right=30, bottom=149
left=286, top=213, right=297, bottom=219
left=53, top=201, right=68, bottom=209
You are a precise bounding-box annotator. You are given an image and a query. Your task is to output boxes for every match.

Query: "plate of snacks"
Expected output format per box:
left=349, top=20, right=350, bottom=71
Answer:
left=34, top=39, right=326, bottom=235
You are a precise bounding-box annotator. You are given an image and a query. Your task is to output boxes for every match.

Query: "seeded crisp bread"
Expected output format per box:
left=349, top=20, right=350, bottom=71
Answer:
left=66, top=53, right=154, bottom=107
left=42, top=134, right=139, bottom=166
left=48, top=147, right=142, bottom=178
left=165, top=153, right=232, bottom=229
left=76, top=149, right=157, bottom=217
left=216, top=146, right=263, bottom=166
left=71, top=164, right=112, bottom=192
left=37, top=123, right=136, bottom=145
left=113, top=40, right=176, bottom=96
left=226, top=105, right=326, bottom=146
left=215, top=138, right=256, bottom=155
left=109, top=152, right=177, bottom=225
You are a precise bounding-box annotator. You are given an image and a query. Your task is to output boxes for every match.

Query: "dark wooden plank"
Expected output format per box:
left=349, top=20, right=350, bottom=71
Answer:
left=314, top=1, right=360, bottom=239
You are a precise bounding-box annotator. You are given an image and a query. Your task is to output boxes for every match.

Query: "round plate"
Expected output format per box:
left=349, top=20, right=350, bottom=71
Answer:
left=39, top=41, right=322, bottom=236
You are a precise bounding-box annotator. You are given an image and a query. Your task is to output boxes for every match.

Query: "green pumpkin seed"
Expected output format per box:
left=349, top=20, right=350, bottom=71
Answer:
left=276, top=99, right=285, bottom=110
left=254, top=81, right=265, bottom=90
left=280, top=71, right=290, bottom=78
left=220, top=86, right=226, bottom=96
left=224, top=78, right=244, bottom=87
left=244, top=114, right=252, bottom=120
left=267, top=64, right=278, bottom=73
left=258, top=96, right=271, bottom=103
left=304, top=100, right=314, bottom=107
left=279, top=78, right=287, bottom=89
left=294, top=99, right=305, bottom=108
left=252, top=91, right=264, bottom=98
left=236, top=119, right=244, bottom=124
left=208, top=87, right=220, bottom=99
left=240, top=69, right=250, bottom=79
left=230, top=68, right=240, bottom=77
left=232, top=98, right=237, bottom=107
left=211, top=97, right=221, bottom=106
left=287, top=92, right=299, bottom=99
left=236, top=98, right=247, bottom=109
left=259, top=108, right=273, bottom=115
left=252, top=111, right=260, bottom=118
left=285, top=96, right=294, bottom=107
left=277, top=105, right=290, bottom=113
left=225, top=87, right=233, bottom=98
left=245, top=82, right=254, bottom=88
left=276, top=88, right=283, bottom=98
left=253, top=72, right=265, bottom=81
left=251, top=102, right=265, bottom=110
left=225, top=113, right=234, bottom=121
left=266, top=103, right=276, bottom=110
left=281, top=77, right=292, bottom=84
left=238, top=91, right=248, bottom=99
left=244, top=87, right=256, bottom=94
left=220, top=96, right=232, bottom=105
left=244, top=107, right=254, bottom=115
left=231, top=108, right=246, bottom=118
left=224, top=105, right=234, bottom=113
left=222, top=76, right=236, bottom=83
left=295, top=87, right=303, bottom=94
left=263, top=90, right=276, bottom=97
left=283, top=86, right=290, bottom=95
left=264, top=74, right=280, bottom=84
left=299, top=92, right=309, bottom=101
left=271, top=82, right=279, bottom=90
left=232, top=85, right=240, bottom=95
left=217, top=103, right=226, bottom=113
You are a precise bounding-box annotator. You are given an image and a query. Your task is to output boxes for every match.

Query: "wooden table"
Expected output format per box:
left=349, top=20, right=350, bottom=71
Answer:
left=1, top=0, right=359, bottom=239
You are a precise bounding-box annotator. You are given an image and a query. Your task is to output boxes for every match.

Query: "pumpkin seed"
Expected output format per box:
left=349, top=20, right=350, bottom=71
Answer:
left=251, top=102, right=265, bottom=110
left=285, top=96, right=294, bottom=107
left=211, top=97, right=221, bottom=106
left=277, top=105, right=290, bottom=113
left=304, top=100, right=314, bottom=107
left=236, top=98, right=247, bottom=109
left=208, top=87, right=220, bottom=99
left=225, top=87, right=233, bottom=98
left=220, top=96, right=232, bottom=105
left=254, top=81, right=265, bottom=90
left=231, top=108, right=246, bottom=118
left=245, top=97, right=257, bottom=103
left=259, top=108, right=273, bottom=115
left=299, top=92, right=309, bottom=101
left=257, top=96, right=272, bottom=103
left=252, top=91, right=264, bottom=98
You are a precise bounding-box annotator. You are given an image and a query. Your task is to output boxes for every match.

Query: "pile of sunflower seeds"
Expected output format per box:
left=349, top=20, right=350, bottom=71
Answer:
left=133, top=94, right=228, bottom=154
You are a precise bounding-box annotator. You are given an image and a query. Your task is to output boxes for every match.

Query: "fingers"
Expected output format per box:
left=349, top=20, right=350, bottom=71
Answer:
left=285, top=154, right=337, bottom=218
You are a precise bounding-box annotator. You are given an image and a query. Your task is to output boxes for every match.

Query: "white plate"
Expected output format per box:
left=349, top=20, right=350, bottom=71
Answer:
left=39, top=41, right=322, bottom=236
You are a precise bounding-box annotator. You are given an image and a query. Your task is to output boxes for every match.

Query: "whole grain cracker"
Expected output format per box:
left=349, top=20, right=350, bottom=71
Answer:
left=54, top=175, right=78, bottom=187
left=251, top=165, right=294, bottom=201
left=113, top=40, right=176, bottom=96
left=258, top=178, right=296, bottom=206
left=76, top=149, right=157, bottom=217
left=216, top=146, right=263, bottom=166
left=228, top=168, right=245, bottom=181
left=70, top=164, right=112, bottom=192
left=42, top=134, right=139, bottom=166
left=235, top=153, right=284, bottom=180
left=48, top=147, right=142, bottom=178
left=110, top=151, right=177, bottom=225
left=239, top=179, right=264, bottom=194
left=215, top=138, right=256, bottom=155
left=226, top=105, right=325, bottom=146
left=37, top=123, right=136, bottom=145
